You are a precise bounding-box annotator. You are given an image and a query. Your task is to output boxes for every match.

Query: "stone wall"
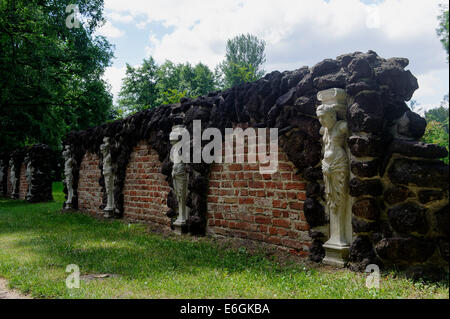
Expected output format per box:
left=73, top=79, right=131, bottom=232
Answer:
left=123, top=141, right=171, bottom=229
left=77, top=152, right=103, bottom=215
left=62, top=51, right=448, bottom=279
left=0, top=145, right=54, bottom=202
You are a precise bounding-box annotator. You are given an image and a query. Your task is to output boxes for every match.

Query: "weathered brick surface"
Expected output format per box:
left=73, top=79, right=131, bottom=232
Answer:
left=6, top=167, right=12, bottom=196
left=123, top=141, right=171, bottom=230
left=207, top=139, right=311, bottom=255
left=18, top=163, right=28, bottom=200
left=78, top=152, right=102, bottom=215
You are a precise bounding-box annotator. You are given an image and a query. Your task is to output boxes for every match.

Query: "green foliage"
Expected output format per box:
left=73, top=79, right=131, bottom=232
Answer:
left=118, top=59, right=217, bottom=113
left=218, top=34, right=266, bottom=88
left=437, top=4, right=449, bottom=62
left=0, top=0, right=114, bottom=152
left=422, top=119, right=449, bottom=164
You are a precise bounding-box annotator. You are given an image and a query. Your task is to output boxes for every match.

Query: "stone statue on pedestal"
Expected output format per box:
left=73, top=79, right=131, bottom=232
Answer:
left=100, top=137, right=115, bottom=218
left=63, top=145, right=75, bottom=210
left=25, top=156, right=34, bottom=200
left=9, top=158, right=17, bottom=199
left=170, top=125, right=189, bottom=234
left=317, top=88, right=352, bottom=267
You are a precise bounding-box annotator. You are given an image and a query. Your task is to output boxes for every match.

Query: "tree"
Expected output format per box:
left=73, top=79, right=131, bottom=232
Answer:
left=0, top=0, right=114, bottom=152
left=422, top=96, right=449, bottom=164
left=437, top=3, right=449, bottom=62
left=118, top=58, right=159, bottom=113
left=218, top=34, right=266, bottom=88
left=118, top=59, right=217, bottom=110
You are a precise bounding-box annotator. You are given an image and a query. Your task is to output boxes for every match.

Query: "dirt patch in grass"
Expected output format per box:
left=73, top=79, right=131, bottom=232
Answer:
left=0, top=278, right=32, bottom=299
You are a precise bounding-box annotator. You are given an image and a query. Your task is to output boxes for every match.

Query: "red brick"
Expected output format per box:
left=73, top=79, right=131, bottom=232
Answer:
left=273, top=218, right=290, bottom=228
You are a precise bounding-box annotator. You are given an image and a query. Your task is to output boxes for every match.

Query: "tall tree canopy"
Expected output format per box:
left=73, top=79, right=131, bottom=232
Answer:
left=118, top=59, right=216, bottom=114
left=437, top=3, right=449, bottom=62
left=0, top=0, right=114, bottom=152
left=218, top=34, right=266, bottom=88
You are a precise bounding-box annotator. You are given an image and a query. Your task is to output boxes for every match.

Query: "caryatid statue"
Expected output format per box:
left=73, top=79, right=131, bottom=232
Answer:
left=63, top=145, right=75, bottom=210
left=317, top=88, right=352, bottom=267
left=170, top=125, right=189, bottom=234
left=9, top=158, right=17, bottom=198
left=100, top=137, right=115, bottom=218
left=25, top=155, right=34, bottom=200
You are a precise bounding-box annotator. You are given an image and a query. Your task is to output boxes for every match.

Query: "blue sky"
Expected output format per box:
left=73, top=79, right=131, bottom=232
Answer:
left=97, top=0, right=449, bottom=112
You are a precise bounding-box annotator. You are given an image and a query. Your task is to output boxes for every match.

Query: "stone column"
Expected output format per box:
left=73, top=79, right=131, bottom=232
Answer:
left=63, top=145, right=75, bottom=210
left=317, top=88, right=352, bottom=267
left=170, top=125, right=189, bottom=235
left=100, top=137, right=115, bottom=218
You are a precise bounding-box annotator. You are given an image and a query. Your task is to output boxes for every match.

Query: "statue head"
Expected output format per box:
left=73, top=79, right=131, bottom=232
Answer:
left=317, top=104, right=337, bottom=129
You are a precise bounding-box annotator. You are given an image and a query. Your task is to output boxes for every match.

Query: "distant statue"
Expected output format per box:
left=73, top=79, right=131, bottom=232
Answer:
left=317, top=88, right=352, bottom=267
left=0, top=159, right=4, bottom=190
left=63, top=145, right=75, bottom=209
left=170, top=125, right=189, bottom=233
left=9, top=158, right=17, bottom=198
left=100, top=137, right=115, bottom=218
left=25, top=156, right=34, bottom=200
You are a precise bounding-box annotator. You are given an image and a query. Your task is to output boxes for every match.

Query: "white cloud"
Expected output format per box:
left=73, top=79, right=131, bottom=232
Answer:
left=97, top=21, right=125, bottom=38
left=107, top=12, right=134, bottom=24
left=103, top=66, right=127, bottom=102
left=102, top=0, right=449, bottom=106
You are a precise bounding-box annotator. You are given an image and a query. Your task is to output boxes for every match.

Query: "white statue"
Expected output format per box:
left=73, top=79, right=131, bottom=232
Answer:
left=0, top=159, right=4, bottom=191
left=317, top=88, right=352, bottom=267
left=25, top=156, right=34, bottom=200
left=63, top=145, right=75, bottom=209
left=100, top=137, right=115, bottom=218
left=9, top=158, right=17, bottom=198
left=170, top=125, right=189, bottom=234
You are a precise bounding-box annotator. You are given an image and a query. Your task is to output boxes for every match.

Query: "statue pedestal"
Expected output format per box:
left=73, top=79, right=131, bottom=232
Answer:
left=322, top=242, right=350, bottom=268
left=173, top=219, right=187, bottom=235
left=103, top=209, right=114, bottom=219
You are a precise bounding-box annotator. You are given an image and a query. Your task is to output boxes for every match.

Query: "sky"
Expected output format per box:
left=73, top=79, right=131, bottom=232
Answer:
left=96, top=0, right=449, bottom=112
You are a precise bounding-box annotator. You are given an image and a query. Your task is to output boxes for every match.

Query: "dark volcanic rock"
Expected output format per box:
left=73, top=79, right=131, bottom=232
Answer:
left=387, top=139, right=448, bottom=159
left=348, top=135, right=383, bottom=157
left=374, top=63, right=418, bottom=101
left=405, top=264, right=449, bottom=282
left=418, top=190, right=444, bottom=204
left=302, top=167, right=323, bottom=182
left=309, top=239, right=326, bottom=263
left=375, top=237, right=436, bottom=264
left=303, top=198, right=327, bottom=228
left=306, top=182, right=324, bottom=199
left=435, top=205, right=449, bottom=237
left=352, top=198, right=380, bottom=220
left=347, top=103, right=384, bottom=134
left=348, top=236, right=380, bottom=272
left=388, top=202, right=429, bottom=235
left=352, top=217, right=379, bottom=233
left=397, top=111, right=427, bottom=139
left=349, top=178, right=383, bottom=197
left=351, top=159, right=379, bottom=178
left=388, top=159, right=449, bottom=189
left=383, top=185, right=411, bottom=205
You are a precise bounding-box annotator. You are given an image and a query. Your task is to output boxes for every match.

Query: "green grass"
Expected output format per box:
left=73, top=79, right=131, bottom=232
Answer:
left=0, top=182, right=448, bottom=299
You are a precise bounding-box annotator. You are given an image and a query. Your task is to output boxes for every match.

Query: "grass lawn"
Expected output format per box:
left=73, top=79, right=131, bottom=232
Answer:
left=0, top=182, right=448, bottom=299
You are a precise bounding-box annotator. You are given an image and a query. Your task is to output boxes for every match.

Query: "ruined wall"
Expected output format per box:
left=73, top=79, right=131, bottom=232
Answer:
left=18, top=163, right=28, bottom=200
left=0, top=145, right=54, bottom=202
left=62, top=51, right=448, bottom=279
left=123, top=141, right=171, bottom=229
left=206, top=129, right=310, bottom=255
left=77, top=152, right=103, bottom=215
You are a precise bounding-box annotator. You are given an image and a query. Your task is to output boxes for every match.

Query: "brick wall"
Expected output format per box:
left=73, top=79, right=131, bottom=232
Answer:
left=206, top=133, right=312, bottom=256
left=18, top=163, right=28, bottom=200
left=123, top=141, right=171, bottom=229
left=78, top=152, right=103, bottom=215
